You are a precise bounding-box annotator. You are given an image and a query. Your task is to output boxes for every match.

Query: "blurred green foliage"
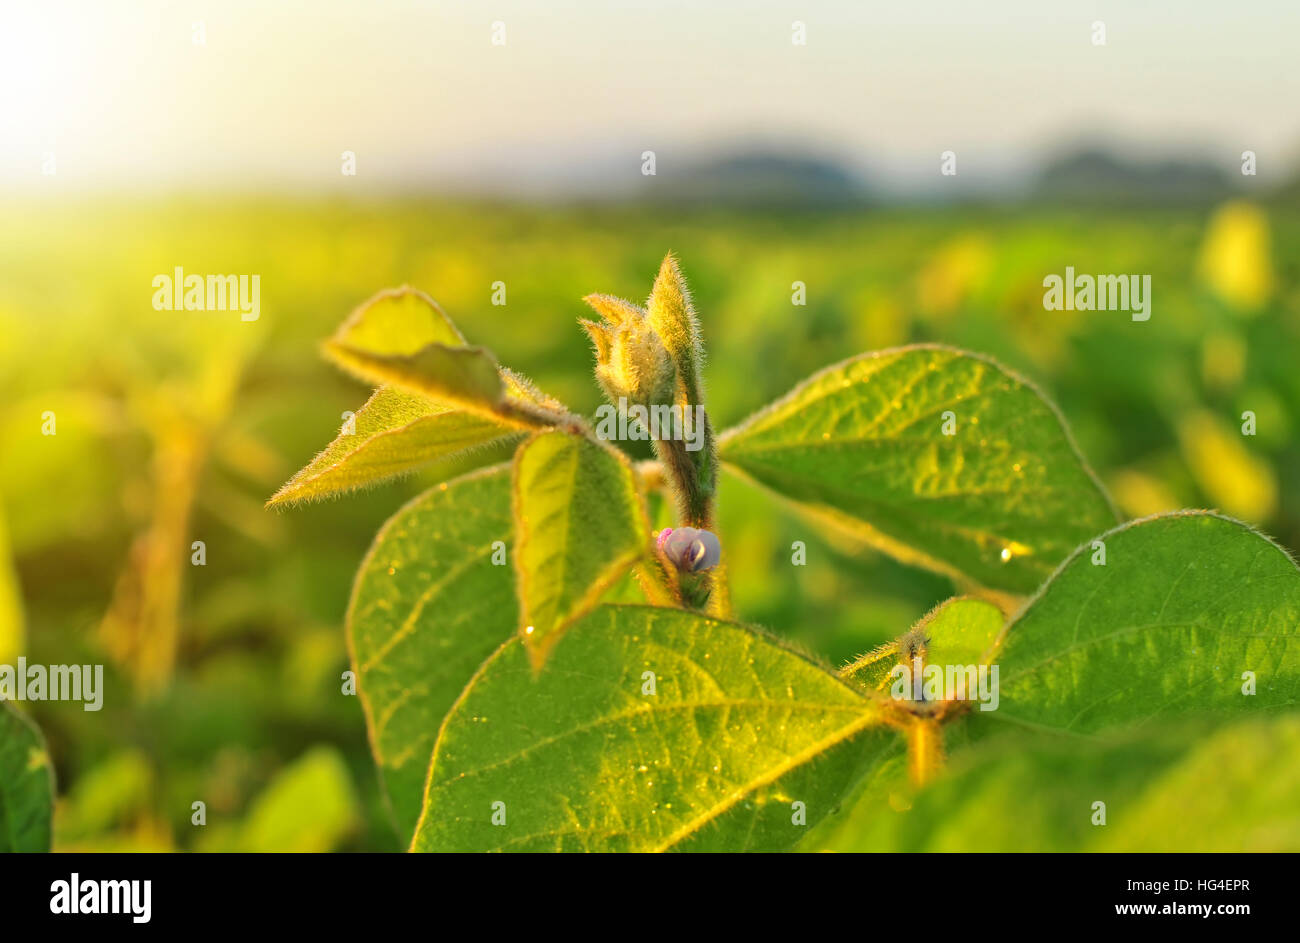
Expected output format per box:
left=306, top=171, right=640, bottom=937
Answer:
left=1, top=195, right=1295, bottom=850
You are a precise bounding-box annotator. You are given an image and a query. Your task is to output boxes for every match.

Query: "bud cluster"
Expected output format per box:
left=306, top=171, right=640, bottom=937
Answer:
left=579, top=295, right=677, bottom=408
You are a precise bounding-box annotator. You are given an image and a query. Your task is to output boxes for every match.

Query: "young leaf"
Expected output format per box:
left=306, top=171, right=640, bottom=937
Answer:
left=582, top=293, right=644, bottom=327
left=322, top=286, right=565, bottom=430
left=0, top=702, right=54, bottom=852
left=645, top=254, right=703, bottom=399
left=989, top=510, right=1300, bottom=735
left=266, top=386, right=521, bottom=507
left=718, top=345, right=1117, bottom=594
left=411, top=604, right=899, bottom=852
left=841, top=596, right=1003, bottom=693
left=214, top=746, right=360, bottom=853
left=347, top=464, right=518, bottom=841
left=512, top=431, right=647, bottom=668
left=816, top=715, right=1300, bottom=852
left=330, top=285, right=467, bottom=354
left=325, top=340, right=507, bottom=419
left=922, top=595, right=1004, bottom=669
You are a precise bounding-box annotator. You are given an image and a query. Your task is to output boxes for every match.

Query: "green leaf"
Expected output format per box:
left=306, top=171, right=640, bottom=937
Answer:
left=266, top=386, right=522, bottom=507
left=816, top=715, right=1300, bottom=851
left=347, top=464, right=518, bottom=841
left=719, top=345, right=1117, bottom=594
left=331, top=285, right=468, bottom=354
left=815, top=510, right=1300, bottom=852
left=841, top=596, right=1003, bottom=693
left=512, top=431, right=647, bottom=668
left=228, top=746, right=360, bottom=853
left=923, top=595, right=1004, bottom=668
left=325, top=340, right=507, bottom=418
left=411, top=604, right=898, bottom=852
left=582, top=294, right=644, bottom=326
left=990, top=510, right=1300, bottom=735
left=54, top=750, right=151, bottom=844
left=196, top=746, right=361, bottom=853
left=322, top=286, right=564, bottom=430
left=0, top=702, right=54, bottom=852
left=796, top=747, right=911, bottom=851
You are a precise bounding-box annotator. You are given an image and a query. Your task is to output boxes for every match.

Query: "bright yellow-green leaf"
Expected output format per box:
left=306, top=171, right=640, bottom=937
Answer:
left=512, top=431, right=647, bottom=668
left=411, top=605, right=898, bottom=852
left=921, top=595, right=1004, bottom=669
left=266, top=386, right=520, bottom=507
left=348, top=465, right=518, bottom=841
left=841, top=596, right=1003, bottom=693
left=228, top=746, right=359, bottom=853
left=719, top=345, right=1118, bottom=594
left=54, top=750, right=151, bottom=843
left=331, top=286, right=467, bottom=354
left=325, top=340, right=506, bottom=418
left=322, top=286, right=564, bottom=431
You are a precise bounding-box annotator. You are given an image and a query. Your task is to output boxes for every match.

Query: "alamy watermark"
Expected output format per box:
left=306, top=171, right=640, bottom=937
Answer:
left=1043, top=266, right=1150, bottom=321
left=152, top=267, right=260, bottom=321
left=50, top=874, right=150, bottom=923
left=0, top=658, right=103, bottom=711
left=594, top=397, right=706, bottom=451
left=889, top=657, right=999, bottom=711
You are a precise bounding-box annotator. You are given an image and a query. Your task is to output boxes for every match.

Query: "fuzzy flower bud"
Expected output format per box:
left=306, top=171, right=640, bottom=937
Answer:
left=580, top=294, right=677, bottom=407
left=657, top=527, right=721, bottom=572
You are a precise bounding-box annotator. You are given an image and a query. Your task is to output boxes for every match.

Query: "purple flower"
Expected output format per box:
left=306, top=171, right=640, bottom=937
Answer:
left=657, top=527, right=721, bottom=572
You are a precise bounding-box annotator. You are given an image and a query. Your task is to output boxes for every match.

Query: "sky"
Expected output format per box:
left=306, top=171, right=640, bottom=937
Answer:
left=3, top=0, right=1298, bottom=196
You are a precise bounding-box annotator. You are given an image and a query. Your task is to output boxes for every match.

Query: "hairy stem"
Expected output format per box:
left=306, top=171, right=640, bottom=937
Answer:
left=635, top=554, right=681, bottom=607
left=907, top=717, right=945, bottom=787
left=652, top=414, right=717, bottom=529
